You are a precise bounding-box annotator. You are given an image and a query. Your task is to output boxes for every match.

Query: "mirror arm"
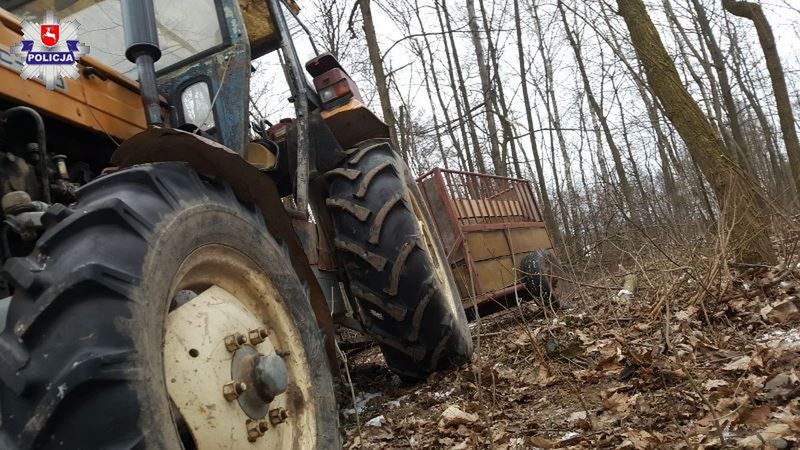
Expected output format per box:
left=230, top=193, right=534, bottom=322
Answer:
left=269, top=0, right=310, bottom=218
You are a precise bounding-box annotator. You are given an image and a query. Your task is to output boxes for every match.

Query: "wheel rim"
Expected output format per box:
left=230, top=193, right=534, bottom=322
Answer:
left=408, top=189, right=468, bottom=324
left=409, top=191, right=450, bottom=292
left=163, top=244, right=316, bottom=449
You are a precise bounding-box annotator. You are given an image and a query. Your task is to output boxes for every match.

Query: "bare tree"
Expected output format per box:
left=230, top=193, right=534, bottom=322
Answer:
left=618, top=0, right=776, bottom=264
left=411, top=0, right=469, bottom=171
left=721, top=0, right=800, bottom=200
left=310, top=0, right=352, bottom=59
left=357, top=0, right=401, bottom=152
left=691, top=0, right=751, bottom=165
left=466, top=0, right=504, bottom=175
left=513, top=0, right=564, bottom=251
left=438, top=0, right=487, bottom=173
left=558, top=0, right=639, bottom=223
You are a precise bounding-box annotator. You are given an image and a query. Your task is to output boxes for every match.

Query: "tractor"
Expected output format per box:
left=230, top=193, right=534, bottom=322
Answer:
left=0, top=0, right=472, bottom=447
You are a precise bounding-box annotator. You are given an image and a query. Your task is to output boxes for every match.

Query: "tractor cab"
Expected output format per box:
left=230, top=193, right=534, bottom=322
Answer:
left=11, top=0, right=310, bottom=151
left=9, top=0, right=388, bottom=213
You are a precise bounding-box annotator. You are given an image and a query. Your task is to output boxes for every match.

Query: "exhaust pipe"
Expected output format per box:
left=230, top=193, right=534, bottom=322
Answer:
left=120, top=0, right=163, bottom=127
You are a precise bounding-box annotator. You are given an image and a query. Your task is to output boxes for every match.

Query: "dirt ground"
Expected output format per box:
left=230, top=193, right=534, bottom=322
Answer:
left=336, top=258, right=800, bottom=448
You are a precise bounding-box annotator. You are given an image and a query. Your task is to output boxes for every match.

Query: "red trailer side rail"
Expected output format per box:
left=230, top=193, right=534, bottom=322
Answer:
left=416, top=168, right=554, bottom=307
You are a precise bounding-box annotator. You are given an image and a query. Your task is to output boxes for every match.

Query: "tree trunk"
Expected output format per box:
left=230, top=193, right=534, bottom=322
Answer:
left=638, top=79, right=682, bottom=221
left=721, top=0, right=800, bottom=199
left=466, top=0, right=504, bottom=175
left=729, top=36, right=790, bottom=200
left=531, top=3, right=582, bottom=245
left=618, top=0, right=776, bottom=264
left=662, top=0, right=729, bottom=152
left=478, top=0, right=521, bottom=177
left=558, top=0, right=639, bottom=222
left=430, top=0, right=475, bottom=172
left=513, top=0, right=564, bottom=252
left=616, top=87, right=655, bottom=224
left=410, top=0, right=459, bottom=170
left=690, top=0, right=751, bottom=166
left=359, top=0, right=400, bottom=151
left=685, top=2, right=742, bottom=164
left=416, top=49, right=450, bottom=170
left=439, top=0, right=487, bottom=173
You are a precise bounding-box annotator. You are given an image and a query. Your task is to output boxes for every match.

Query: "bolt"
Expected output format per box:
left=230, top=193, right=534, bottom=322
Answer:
left=222, top=380, right=247, bottom=401
left=53, top=154, right=69, bottom=180
left=246, top=419, right=266, bottom=442
left=269, top=407, right=288, bottom=425
left=224, top=332, right=247, bottom=352
left=248, top=328, right=270, bottom=345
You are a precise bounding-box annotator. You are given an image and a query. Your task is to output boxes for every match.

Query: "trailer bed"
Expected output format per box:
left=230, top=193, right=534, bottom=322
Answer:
left=417, top=168, right=555, bottom=307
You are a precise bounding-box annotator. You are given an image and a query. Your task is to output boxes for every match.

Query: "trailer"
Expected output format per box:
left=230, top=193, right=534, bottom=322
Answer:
left=417, top=168, right=561, bottom=308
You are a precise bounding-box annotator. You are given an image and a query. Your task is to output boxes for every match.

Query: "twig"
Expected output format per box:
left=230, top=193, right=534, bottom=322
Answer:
left=674, top=354, right=726, bottom=446
left=336, top=342, right=362, bottom=443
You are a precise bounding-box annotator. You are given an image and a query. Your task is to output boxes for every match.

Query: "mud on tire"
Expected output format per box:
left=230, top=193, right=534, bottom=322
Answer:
left=324, top=139, right=472, bottom=379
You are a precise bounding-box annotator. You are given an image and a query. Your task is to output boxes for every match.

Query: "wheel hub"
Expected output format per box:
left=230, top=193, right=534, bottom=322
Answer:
left=232, top=347, right=289, bottom=418
left=164, top=284, right=296, bottom=448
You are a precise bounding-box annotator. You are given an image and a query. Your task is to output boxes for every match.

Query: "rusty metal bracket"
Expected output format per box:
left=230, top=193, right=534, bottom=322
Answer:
left=110, top=127, right=338, bottom=372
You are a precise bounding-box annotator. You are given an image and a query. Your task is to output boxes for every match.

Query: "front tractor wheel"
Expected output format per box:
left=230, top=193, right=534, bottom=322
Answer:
left=0, top=163, right=339, bottom=449
left=324, top=139, right=473, bottom=380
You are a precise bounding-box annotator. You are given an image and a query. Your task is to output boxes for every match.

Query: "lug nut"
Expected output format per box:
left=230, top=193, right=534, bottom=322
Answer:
left=224, top=332, right=247, bottom=352
left=248, top=328, right=270, bottom=345
left=269, top=407, right=288, bottom=425
left=246, top=419, right=269, bottom=442
left=222, top=380, right=247, bottom=401
left=53, top=154, right=69, bottom=180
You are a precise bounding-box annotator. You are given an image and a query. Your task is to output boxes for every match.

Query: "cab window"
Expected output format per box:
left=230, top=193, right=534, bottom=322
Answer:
left=10, top=0, right=225, bottom=79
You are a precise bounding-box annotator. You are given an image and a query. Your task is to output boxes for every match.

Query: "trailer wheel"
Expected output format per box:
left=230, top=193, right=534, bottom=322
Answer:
left=520, top=250, right=561, bottom=309
left=324, top=139, right=472, bottom=379
left=0, top=163, right=339, bottom=449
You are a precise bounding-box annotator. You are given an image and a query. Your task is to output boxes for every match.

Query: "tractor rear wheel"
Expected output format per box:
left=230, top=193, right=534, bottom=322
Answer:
left=0, top=163, right=339, bottom=449
left=324, top=139, right=472, bottom=379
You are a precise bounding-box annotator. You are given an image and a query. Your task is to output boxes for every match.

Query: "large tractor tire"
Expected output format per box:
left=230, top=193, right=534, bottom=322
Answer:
left=0, top=163, right=339, bottom=449
left=324, top=139, right=472, bottom=379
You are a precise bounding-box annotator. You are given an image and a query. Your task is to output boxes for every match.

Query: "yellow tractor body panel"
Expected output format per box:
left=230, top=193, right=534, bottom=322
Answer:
left=320, top=98, right=390, bottom=149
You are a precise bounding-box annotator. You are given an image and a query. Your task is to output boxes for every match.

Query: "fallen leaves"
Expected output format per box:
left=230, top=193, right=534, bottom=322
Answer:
left=762, top=372, right=799, bottom=400
left=723, top=355, right=753, bottom=372
left=737, top=405, right=772, bottom=428
left=439, top=405, right=478, bottom=428
left=703, top=379, right=729, bottom=391
left=338, top=260, right=800, bottom=448
left=737, top=423, right=792, bottom=448
left=602, top=391, right=639, bottom=419
left=621, top=430, right=661, bottom=449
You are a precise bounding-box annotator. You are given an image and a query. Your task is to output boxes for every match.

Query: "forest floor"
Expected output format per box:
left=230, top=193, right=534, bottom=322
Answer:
left=336, top=246, right=800, bottom=448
